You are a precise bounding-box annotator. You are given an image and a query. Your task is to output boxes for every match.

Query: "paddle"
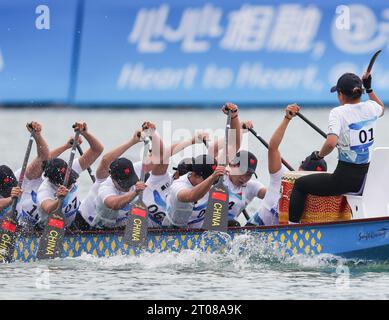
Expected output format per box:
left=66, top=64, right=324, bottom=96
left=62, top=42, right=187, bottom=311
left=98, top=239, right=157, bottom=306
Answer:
left=296, top=112, right=327, bottom=139
left=36, top=129, right=81, bottom=260
left=123, top=136, right=151, bottom=247
left=366, top=49, right=381, bottom=73
left=241, top=209, right=250, bottom=221
left=202, top=110, right=232, bottom=232
left=244, top=124, right=295, bottom=171
left=70, top=139, right=96, bottom=183
left=297, top=50, right=382, bottom=140
left=202, top=131, right=250, bottom=223
left=0, top=124, right=35, bottom=263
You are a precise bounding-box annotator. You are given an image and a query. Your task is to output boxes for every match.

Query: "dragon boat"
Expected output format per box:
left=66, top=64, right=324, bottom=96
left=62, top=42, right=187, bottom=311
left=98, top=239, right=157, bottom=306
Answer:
left=12, top=216, right=389, bottom=262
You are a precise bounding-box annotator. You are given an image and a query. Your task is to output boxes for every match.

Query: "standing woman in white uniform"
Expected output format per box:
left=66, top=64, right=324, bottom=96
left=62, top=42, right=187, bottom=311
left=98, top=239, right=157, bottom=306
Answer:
left=37, top=122, right=104, bottom=228
left=0, top=122, right=49, bottom=229
left=289, top=72, right=385, bottom=223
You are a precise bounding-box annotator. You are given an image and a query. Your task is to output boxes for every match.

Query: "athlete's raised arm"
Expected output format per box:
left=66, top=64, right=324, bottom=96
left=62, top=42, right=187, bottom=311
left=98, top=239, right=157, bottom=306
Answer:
left=362, top=72, right=385, bottom=115
left=96, top=129, right=142, bottom=180
left=25, top=121, right=49, bottom=180
left=268, top=104, right=300, bottom=174
left=73, top=122, right=104, bottom=172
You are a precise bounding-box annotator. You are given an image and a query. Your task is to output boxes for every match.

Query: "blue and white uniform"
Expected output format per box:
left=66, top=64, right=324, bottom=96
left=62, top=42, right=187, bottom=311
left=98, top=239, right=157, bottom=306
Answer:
left=14, top=168, right=44, bottom=228
left=163, top=173, right=208, bottom=229
left=222, top=175, right=265, bottom=221
left=328, top=100, right=384, bottom=164
left=79, top=161, right=142, bottom=229
left=0, top=169, right=44, bottom=228
left=248, top=166, right=288, bottom=226
left=37, top=159, right=83, bottom=227
left=91, top=177, right=136, bottom=229
left=142, top=172, right=173, bottom=227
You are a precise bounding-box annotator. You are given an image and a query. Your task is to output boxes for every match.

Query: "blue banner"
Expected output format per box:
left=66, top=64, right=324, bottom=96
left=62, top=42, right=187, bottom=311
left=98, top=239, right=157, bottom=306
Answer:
left=2, top=0, right=389, bottom=105
left=0, top=0, right=77, bottom=103
left=76, top=0, right=389, bottom=105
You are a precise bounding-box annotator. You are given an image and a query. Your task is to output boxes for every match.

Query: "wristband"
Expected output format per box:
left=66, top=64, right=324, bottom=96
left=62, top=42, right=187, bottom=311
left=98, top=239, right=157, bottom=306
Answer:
left=284, top=116, right=292, bottom=121
left=231, top=114, right=238, bottom=120
left=366, top=88, right=373, bottom=93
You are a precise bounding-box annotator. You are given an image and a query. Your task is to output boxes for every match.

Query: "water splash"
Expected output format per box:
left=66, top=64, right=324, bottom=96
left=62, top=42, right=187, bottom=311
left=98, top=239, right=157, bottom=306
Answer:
left=61, top=231, right=368, bottom=275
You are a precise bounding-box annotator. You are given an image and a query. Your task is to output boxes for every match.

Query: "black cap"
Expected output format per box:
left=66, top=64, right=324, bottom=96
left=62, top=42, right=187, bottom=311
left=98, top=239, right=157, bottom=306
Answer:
left=230, top=150, right=258, bottom=177
left=43, top=158, right=79, bottom=186
left=172, top=157, right=193, bottom=177
left=109, top=158, right=139, bottom=189
left=192, top=154, right=217, bottom=179
left=330, top=73, right=363, bottom=95
left=0, top=165, right=17, bottom=198
left=300, top=156, right=327, bottom=172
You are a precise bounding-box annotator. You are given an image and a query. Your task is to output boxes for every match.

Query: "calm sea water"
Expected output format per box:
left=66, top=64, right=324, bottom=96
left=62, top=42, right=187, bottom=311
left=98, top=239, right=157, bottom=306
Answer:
left=1, top=106, right=389, bottom=300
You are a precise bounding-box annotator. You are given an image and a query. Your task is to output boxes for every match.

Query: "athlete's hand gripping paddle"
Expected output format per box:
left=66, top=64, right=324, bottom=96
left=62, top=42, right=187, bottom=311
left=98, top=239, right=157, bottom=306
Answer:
left=0, top=124, right=35, bottom=263
left=366, top=49, right=381, bottom=74
left=37, top=128, right=81, bottom=260
left=202, top=110, right=232, bottom=232
left=123, top=137, right=151, bottom=247
left=297, top=50, right=382, bottom=140
left=70, top=139, right=96, bottom=183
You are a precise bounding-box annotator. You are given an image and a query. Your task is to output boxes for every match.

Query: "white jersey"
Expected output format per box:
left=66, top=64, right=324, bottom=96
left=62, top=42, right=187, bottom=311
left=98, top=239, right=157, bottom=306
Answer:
left=328, top=100, right=383, bottom=164
left=0, top=170, right=44, bottom=227
left=143, top=172, right=173, bottom=228
left=79, top=161, right=143, bottom=228
left=163, top=173, right=209, bottom=229
left=93, top=177, right=136, bottom=229
left=14, top=168, right=44, bottom=228
left=37, top=159, right=83, bottom=227
left=223, top=175, right=265, bottom=220
left=249, top=166, right=288, bottom=226
left=78, top=177, right=107, bottom=226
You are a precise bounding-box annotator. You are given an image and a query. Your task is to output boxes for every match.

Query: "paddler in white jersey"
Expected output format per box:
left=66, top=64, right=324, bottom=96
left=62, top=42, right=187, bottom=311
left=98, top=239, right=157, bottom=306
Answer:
left=225, top=150, right=266, bottom=226
left=289, top=72, right=385, bottom=223
left=142, top=124, right=211, bottom=227
left=37, top=122, right=104, bottom=228
left=247, top=105, right=328, bottom=226
left=202, top=107, right=267, bottom=226
left=163, top=103, right=243, bottom=229
left=0, top=122, right=49, bottom=230
left=76, top=127, right=146, bottom=229
left=163, top=154, right=226, bottom=228
left=77, top=122, right=210, bottom=229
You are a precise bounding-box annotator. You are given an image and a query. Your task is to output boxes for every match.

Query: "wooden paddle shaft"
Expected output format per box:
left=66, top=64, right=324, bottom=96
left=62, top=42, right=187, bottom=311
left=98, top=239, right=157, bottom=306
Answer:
left=10, top=129, right=36, bottom=214
left=296, top=112, right=327, bottom=139
left=76, top=144, right=96, bottom=183
left=247, top=127, right=295, bottom=171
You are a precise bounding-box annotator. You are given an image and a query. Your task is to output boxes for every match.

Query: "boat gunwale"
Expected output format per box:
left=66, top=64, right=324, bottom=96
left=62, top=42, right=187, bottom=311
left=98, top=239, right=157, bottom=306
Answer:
left=19, top=216, right=389, bottom=238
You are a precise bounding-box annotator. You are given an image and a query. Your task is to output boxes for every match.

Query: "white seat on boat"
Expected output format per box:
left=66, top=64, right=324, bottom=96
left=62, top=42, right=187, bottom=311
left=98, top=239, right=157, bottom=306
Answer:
left=346, top=147, right=389, bottom=219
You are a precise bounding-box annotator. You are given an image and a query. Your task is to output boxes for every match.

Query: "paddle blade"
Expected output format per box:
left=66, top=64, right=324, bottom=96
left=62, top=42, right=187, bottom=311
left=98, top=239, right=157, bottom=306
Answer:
left=367, top=49, right=382, bottom=73
left=202, top=180, right=229, bottom=232
left=123, top=200, right=148, bottom=247
left=37, top=209, right=66, bottom=260
left=0, top=211, right=18, bottom=263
